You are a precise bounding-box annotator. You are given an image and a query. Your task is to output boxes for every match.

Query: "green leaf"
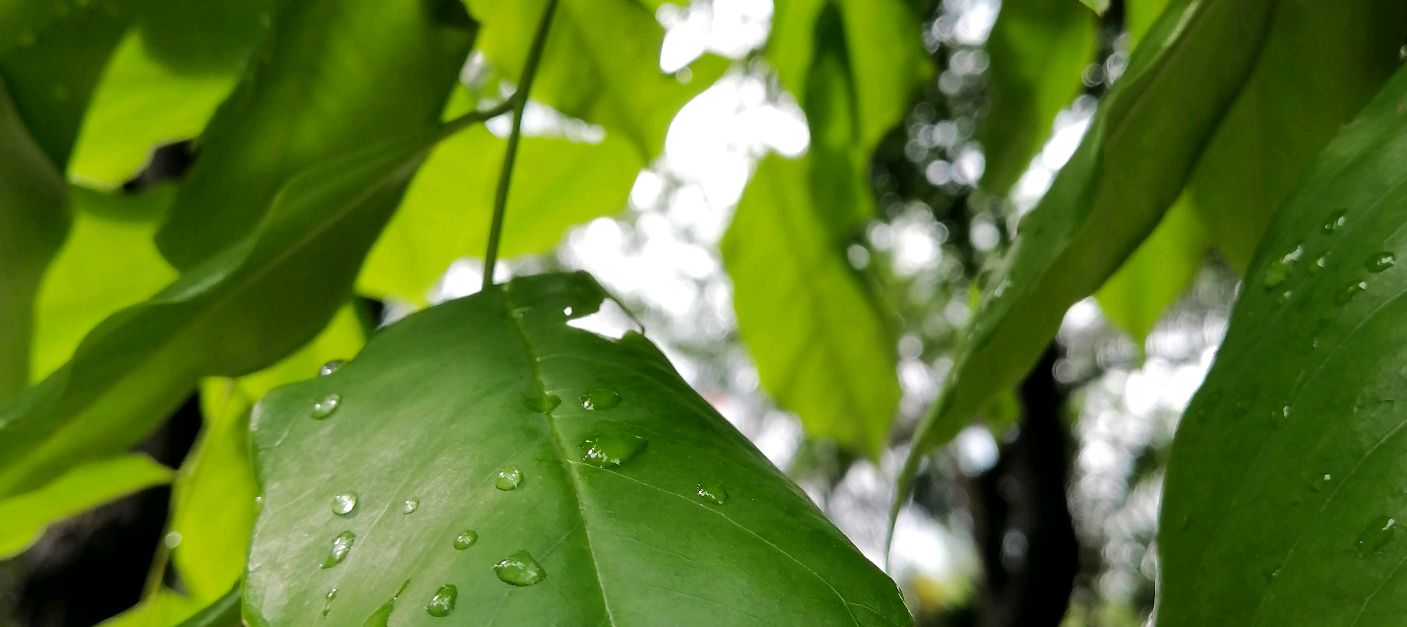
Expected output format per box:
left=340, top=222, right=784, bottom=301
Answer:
left=1078, top=0, right=1109, bottom=16
left=0, top=79, right=68, bottom=404
left=1158, top=63, right=1407, bottom=626
left=31, top=185, right=176, bottom=382
left=0, top=130, right=440, bottom=499
left=175, top=587, right=242, bottom=627
left=896, top=0, right=1280, bottom=505
left=360, top=92, right=639, bottom=304
left=980, top=0, right=1097, bottom=194
left=245, top=272, right=908, bottom=625
left=1125, top=0, right=1174, bottom=47
left=154, top=0, right=476, bottom=269
left=723, top=156, right=899, bottom=457
left=99, top=590, right=205, bottom=627
left=0, top=453, right=172, bottom=559
left=171, top=306, right=366, bottom=601
left=1094, top=200, right=1206, bottom=346
left=464, top=0, right=726, bottom=159
left=1182, top=1, right=1407, bottom=272
left=68, top=31, right=240, bottom=187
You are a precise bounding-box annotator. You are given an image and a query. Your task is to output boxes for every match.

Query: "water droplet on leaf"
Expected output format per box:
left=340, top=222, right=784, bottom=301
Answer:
left=319, top=359, right=344, bottom=376
left=580, top=434, right=647, bottom=468
left=321, top=588, right=337, bottom=618
left=454, top=530, right=478, bottom=550
left=579, top=389, right=621, bottom=411
left=1322, top=210, right=1347, bottom=234
left=1335, top=280, right=1368, bottom=304
left=425, top=584, right=457, bottom=617
left=1365, top=252, right=1395, bottom=273
left=331, top=491, right=358, bottom=516
left=403, top=497, right=420, bottom=514
left=321, top=531, right=355, bottom=568
left=1357, top=516, right=1399, bottom=556
left=494, top=550, right=546, bottom=586
left=495, top=467, right=522, bottom=490
left=1262, top=244, right=1303, bottom=289
left=696, top=480, right=728, bottom=505
left=1311, top=473, right=1334, bottom=492
left=312, top=394, right=341, bottom=419
left=523, top=391, right=560, bottom=413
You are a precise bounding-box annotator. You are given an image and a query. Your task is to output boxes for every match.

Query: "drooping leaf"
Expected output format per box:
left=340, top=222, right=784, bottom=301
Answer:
left=463, top=0, right=727, bottom=159
left=30, top=185, right=176, bottom=382
left=896, top=0, right=1279, bottom=508
left=1182, top=1, right=1407, bottom=271
left=1158, top=63, right=1407, bottom=626
left=0, top=454, right=171, bottom=559
left=723, top=156, right=900, bottom=456
left=245, top=272, right=908, bottom=625
left=980, top=0, right=1097, bottom=194
left=0, top=130, right=440, bottom=499
left=1094, top=200, right=1206, bottom=346
left=360, top=92, right=639, bottom=304
left=170, top=306, right=366, bottom=601
left=0, top=80, right=68, bottom=403
left=154, top=0, right=475, bottom=269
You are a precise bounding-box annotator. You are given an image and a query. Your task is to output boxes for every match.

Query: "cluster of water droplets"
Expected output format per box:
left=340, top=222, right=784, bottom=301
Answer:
left=1261, top=209, right=1396, bottom=310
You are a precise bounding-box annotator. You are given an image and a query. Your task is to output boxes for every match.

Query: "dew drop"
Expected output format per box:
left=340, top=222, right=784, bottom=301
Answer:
left=453, top=529, right=478, bottom=550
left=1262, top=243, right=1304, bottom=289
left=320, top=530, right=355, bottom=568
left=1261, top=566, right=1280, bottom=583
left=523, top=391, right=561, bottom=413
left=494, top=550, right=546, bottom=586
left=1322, top=210, right=1347, bottom=234
left=331, top=491, right=358, bottom=516
left=579, top=389, right=622, bottom=411
left=1311, top=473, right=1334, bottom=492
left=1334, top=280, right=1368, bottom=304
left=163, top=531, right=182, bottom=549
left=1310, top=254, right=1328, bottom=274
left=425, top=584, right=458, bottom=618
left=364, top=579, right=411, bottom=626
left=696, top=480, right=728, bottom=505
left=319, top=359, right=344, bottom=376
left=495, top=466, right=523, bottom=491
left=1357, top=516, right=1399, bottom=556
left=1365, top=252, right=1396, bottom=273
left=580, top=434, right=647, bottom=468
left=402, top=497, right=420, bottom=514
left=321, top=588, right=337, bottom=618
left=311, top=393, right=341, bottom=420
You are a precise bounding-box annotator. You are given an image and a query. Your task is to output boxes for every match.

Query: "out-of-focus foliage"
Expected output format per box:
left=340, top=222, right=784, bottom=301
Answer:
left=0, top=454, right=171, bottom=559
left=1160, top=64, right=1407, bottom=625
left=245, top=273, right=909, bottom=624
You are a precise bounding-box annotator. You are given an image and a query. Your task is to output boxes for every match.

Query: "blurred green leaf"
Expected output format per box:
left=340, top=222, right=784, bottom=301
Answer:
left=361, top=92, right=639, bottom=304
left=897, top=0, right=1279, bottom=505
left=1183, top=1, right=1407, bottom=271
left=0, top=80, right=68, bottom=404
left=245, top=272, right=909, bottom=624
left=1078, top=0, right=1109, bottom=16
left=99, top=590, right=204, bottom=627
left=980, top=0, right=1096, bottom=194
left=0, top=130, right=440, bottom=499
left=31, top=185, right=176, bottom=382
left=154, top=0, right=475, bottom=269
left=0, top=453, right=171, bottom=559
left=1125, top=0, right=1174, bottom=46
left=1159, top=63, right=1407, bottom=625
left=723, top=156, right=899, bottom=457
left=464, top=0, right=726, bottom=159
left=1095, top=200, right=1206, bottom=346
left=171, top=306, right=366, bottom=602
left=68, top=32, right=238, bottom=187
left=135, top=0, right=278, bottom=73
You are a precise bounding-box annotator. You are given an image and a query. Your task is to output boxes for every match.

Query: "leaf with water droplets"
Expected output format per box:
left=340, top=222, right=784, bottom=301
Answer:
left=424, top=584, right=457, bottom=617
left=1160, top=65, right=1407, bottom=624
left=246, top=272, right=907, bottom=624
left=331, top=491, right=358, bottom=516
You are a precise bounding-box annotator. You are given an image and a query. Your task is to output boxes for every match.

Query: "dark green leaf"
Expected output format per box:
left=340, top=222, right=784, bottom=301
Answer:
left=0, top=80, right=68, bottom=403
left=897, top=0, right=1279, bottom=506
left=245, top=272, right=908, bottom=625
left=154, top=0, right=475, bottom=269
left=1159, top=63, right=1407, bottom=626
left=1183, top=1, right=1407, bottom=271
left=464, top=0, right=727, bottom=159
left=361, top=92, right=639, bottom=304
left=723, top=156, right=900, bottom=457
left=0, top=453, right=171, bottom=558
left=0, top=131, right=438, bottom=498
left=980, top=0, right=1097, bottom=194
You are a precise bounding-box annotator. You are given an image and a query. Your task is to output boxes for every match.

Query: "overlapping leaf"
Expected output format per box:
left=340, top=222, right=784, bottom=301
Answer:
left=1159, top=63, right=1407, bottom=626
left=245, top=272, right=908, bottom=625
left=0, top=454, right=171, bottom=559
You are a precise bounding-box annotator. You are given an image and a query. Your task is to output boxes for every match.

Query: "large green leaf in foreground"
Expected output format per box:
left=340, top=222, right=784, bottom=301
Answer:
left=246, top=272, right=907, bottom=625
left=1158, top=65, right=1407, bottom=625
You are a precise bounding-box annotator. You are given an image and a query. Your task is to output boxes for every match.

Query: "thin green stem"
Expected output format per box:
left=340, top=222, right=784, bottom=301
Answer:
left=442, top=98, right=516, bottom=136
left=482, top=0, right=559, bottom=290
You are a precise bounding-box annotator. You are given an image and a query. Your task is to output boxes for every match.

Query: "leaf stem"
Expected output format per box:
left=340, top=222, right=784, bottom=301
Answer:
left=482, top=0, right=559, bottom=290
left=442, top=98, right=516, bottom=135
